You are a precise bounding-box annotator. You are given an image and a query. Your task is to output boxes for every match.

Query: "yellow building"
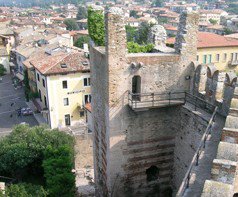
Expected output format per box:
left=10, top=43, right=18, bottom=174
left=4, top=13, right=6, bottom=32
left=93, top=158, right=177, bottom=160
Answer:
left=26, top=48, right=90, bottom=128
left=167, top=32, right=238, bottom=72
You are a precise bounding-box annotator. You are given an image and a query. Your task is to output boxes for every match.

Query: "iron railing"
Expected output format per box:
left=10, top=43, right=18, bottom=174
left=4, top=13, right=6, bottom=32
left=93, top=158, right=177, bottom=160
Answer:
left=128, top=91, right=186, bottom=109
left=176, top=106, right=218, bottom=197
left=128, top=91, right=215, bottom=113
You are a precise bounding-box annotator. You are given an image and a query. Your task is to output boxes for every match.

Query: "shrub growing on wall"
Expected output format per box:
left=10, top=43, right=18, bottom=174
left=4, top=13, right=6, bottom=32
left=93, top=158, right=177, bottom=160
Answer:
left=88, top=7, right=105, bottom=46
left=127, top=42, right=154, bottom=53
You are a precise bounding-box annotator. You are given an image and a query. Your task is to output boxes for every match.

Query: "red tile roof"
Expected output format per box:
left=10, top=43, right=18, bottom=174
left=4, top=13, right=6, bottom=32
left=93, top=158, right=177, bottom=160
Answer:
left=30, top=50, right=90, bottom=75
left=166, top=32, right=238, bottom=48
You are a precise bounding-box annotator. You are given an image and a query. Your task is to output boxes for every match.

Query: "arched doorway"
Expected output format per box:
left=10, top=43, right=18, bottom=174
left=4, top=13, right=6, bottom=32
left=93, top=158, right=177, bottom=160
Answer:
left=146, top=165, right=159, bottom=182
left=132, top=75, right=141, bottom=101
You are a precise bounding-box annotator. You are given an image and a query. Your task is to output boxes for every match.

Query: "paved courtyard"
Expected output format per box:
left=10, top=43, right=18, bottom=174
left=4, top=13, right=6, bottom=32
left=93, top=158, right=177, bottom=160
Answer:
left=0, top=74, right=38, bottom=135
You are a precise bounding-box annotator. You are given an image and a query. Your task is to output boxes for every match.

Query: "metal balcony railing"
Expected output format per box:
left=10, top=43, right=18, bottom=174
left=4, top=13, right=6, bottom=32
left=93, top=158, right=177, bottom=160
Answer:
left=128, top=91, right=186, bottom=110
left=128, top=91, right=215, bottom=112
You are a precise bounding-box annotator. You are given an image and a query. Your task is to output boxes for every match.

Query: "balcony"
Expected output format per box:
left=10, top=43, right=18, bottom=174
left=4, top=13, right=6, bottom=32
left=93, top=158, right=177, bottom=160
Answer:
left=228, top=60, right=238, bottom=67
left=128, top=91, right=215, bottom=112
left=128, top=91, right=186, bottom=111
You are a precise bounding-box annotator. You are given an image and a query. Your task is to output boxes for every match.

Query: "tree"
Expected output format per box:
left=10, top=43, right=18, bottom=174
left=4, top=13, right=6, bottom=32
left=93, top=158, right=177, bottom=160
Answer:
left=157, top=16, right=168, bottom=24
left=0, top=64, right=6, bottom=76
left=127, top=42, right=154, bottom=53
left=0, top=125, right=74, bottom=181
left=64, top=19, right=79, bottom=31
left=224, top=28, right=233, bottom=35
left=152, top=0, right=164, bottom=7
left=43, top=146, right=75, bottom=197
left=1, top=183, right=47, bottom=197
left=209, top=18, right=217, bottom=25
left=76, top=6, right=87, bottom=20
left=74, top=36, right=90, bottom=48
left=136, top=22, right=152, bottom=44
left=88, top=7, right=105, bottom=46
left=130, top=10, right=139, bottom=18
left=126, top=25, right=137, bottom=42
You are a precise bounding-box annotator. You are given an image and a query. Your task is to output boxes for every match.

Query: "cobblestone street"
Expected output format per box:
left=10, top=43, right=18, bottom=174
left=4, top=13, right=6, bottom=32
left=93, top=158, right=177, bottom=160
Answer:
left=0, top=74, right=38, bottom=135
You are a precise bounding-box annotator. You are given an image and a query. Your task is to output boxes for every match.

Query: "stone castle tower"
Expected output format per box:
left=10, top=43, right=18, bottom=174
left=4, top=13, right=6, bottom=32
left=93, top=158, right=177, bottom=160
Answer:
left=89, top=7, right=238, bottom=197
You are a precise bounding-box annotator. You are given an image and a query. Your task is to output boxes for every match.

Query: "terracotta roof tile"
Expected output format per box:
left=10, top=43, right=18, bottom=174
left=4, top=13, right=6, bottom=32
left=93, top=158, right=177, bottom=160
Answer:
left=30, top=50, right=90, bottom=75
left=166, top=32, right=238, bottom=48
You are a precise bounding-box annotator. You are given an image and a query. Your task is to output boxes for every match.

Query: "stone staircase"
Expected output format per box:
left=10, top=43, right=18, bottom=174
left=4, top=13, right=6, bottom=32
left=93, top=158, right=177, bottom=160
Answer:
left=201, top=88, right=238, bottom=197
left=183, top=114, right=225, bottom=197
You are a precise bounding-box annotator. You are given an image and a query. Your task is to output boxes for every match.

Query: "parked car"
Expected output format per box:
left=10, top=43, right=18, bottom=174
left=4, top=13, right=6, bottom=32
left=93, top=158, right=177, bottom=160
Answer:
left=21, top=107, right=33, bottom=116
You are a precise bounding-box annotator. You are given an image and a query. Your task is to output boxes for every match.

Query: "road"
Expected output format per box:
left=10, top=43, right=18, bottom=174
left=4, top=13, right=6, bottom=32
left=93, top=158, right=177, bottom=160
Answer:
left=0, top=74, right=38, bottom=135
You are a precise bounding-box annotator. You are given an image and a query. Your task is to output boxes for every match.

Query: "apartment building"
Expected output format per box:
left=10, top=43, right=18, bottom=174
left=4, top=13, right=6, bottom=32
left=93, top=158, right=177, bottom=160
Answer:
left=23, top=47, right=91, bottom=128
left=167, top=32, right=238, bottom=71
left=199, top=9, right=228, bottom=24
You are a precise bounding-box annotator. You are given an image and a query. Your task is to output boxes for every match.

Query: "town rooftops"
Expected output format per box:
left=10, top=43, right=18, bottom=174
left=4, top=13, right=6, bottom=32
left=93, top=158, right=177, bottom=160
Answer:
left=166, top=32, right=238, bottom=49
left=29, top=48, right=90, bottom=75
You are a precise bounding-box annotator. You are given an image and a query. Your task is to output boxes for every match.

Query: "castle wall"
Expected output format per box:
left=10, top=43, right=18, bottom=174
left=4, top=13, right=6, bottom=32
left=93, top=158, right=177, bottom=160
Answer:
left=91, top=8, right=200, bottom=197
left=89, top=46, right=109, bottom=196
left=110, top=107, right=181, bottom=196
left=173, top=105, right=209, bottom=190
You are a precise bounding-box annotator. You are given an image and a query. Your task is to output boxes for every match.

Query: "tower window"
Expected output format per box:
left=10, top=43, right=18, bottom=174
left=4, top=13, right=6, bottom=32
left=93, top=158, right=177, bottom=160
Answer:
left=146, top=166, right=159, bottom=182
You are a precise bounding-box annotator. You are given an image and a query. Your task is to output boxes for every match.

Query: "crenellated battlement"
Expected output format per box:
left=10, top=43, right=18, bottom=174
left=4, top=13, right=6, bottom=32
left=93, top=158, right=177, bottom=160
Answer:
left=192, top=63, right=237, bottom=116
left=201, top=87, right=238, bottom=197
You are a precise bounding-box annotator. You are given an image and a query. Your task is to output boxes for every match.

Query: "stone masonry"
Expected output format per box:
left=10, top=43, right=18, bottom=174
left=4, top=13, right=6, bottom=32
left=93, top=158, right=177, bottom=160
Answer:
left=90, top=7, right=238, bottom=197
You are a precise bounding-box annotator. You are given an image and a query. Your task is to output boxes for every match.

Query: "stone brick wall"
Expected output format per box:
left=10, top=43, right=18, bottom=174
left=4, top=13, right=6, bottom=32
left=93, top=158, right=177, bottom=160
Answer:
left=89, top=46, right=109, bottom=196
left=90, top=8, right=204, bottom=197
left=173, top=105, right=209, bottom=190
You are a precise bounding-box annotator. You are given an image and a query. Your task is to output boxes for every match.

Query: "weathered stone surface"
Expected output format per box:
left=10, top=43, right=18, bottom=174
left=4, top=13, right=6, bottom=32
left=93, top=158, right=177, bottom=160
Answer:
left=201, top=180, right=233, bottom=197
left=216, top=142, right=238, bottom=162
left=90, top=7, right=238, bottom=197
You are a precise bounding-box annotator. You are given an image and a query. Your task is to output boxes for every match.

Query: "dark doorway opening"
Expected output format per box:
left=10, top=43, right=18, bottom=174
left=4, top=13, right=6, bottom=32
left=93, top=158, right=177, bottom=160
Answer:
left=65, top=114, right=71, bottom=126
left=132, top=75, right=141, bottom=101
left=146, top=165, right=159, bottom=182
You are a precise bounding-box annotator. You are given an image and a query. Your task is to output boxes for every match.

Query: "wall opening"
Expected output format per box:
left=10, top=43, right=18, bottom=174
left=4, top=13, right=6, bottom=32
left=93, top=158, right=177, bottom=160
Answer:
left=146, top=165, right=159, bottom=182
left=132, top=75, right=141, bottom=101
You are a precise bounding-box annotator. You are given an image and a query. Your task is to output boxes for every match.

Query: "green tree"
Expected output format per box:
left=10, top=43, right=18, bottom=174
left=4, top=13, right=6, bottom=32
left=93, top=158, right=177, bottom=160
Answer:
left=64, top=19, right=79, bottom=31
left=1, top=183, right=47, bottom=197
left=88, top=7, right=105, bottom=46
left=130, top=10, right=139, bottom=18
left=152, top=0, right=164, bottom=7
left=136, top=22, right=152, bottom=44
left=209, top=18, right=217, bottom=25
left=0, top=64, right=6, bottom=76
left=157, top=16, right=168, bottom=24
left=127, top=42, right=154, bottom=53
left=43, top=146, right=75, bottom=197
left=74, top=36, right=90, bottom=48
left=0, top=124, right=74, bottom=180
left=224, top=28, right=233, bottom=35
left=125, top=25, right=137, bottom=42
left=76, top=6, right=87, bottom=20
